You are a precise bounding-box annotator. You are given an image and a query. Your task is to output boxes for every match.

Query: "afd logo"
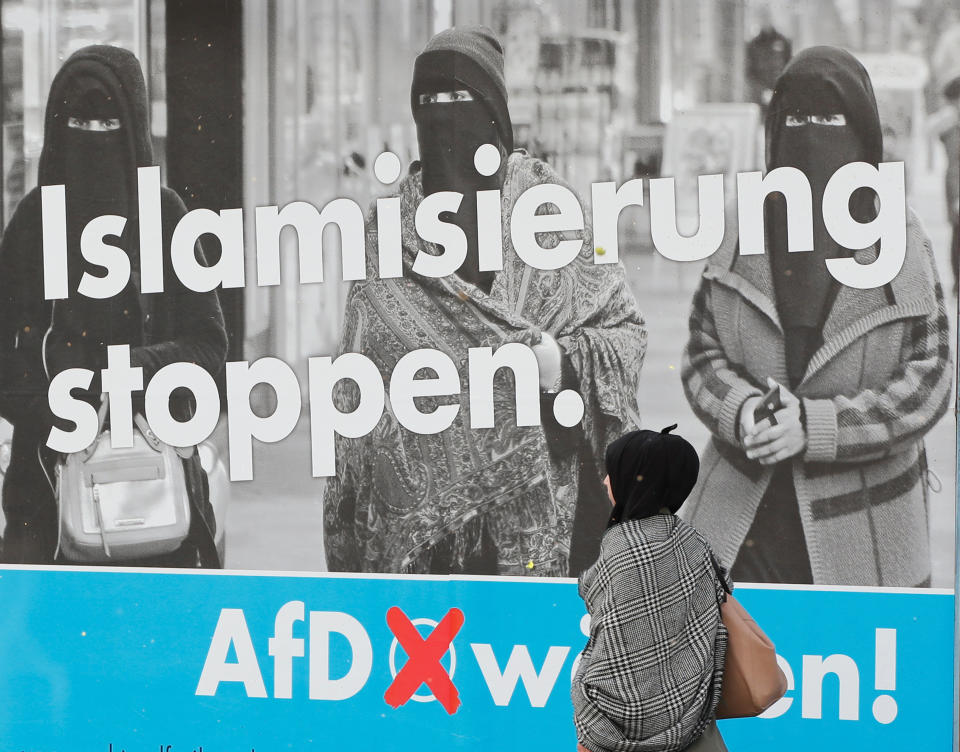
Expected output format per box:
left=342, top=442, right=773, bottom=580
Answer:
left=195, top=602, right=574, bottom=714
left=195, top=603, right=900, bottom=723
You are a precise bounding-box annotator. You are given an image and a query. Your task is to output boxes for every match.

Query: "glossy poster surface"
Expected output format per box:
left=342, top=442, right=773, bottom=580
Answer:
left=0, top=569, right=953, bottom=751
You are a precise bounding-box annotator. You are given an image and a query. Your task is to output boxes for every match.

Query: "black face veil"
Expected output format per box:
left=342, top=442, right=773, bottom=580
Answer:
left=37, top=46, right=152, bottom=385
left=58, top=69, right=135, bottom=274
left=410, top=27, right=513, bottom=291
left=61, top=74, right=128, bottom=196
left=413, top=91, right=503, bottom=197
left=764, top=47, right=882, bottom=386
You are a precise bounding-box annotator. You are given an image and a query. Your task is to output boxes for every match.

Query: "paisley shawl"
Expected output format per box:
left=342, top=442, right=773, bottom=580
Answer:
left=323, top=151, right=646, bottom=575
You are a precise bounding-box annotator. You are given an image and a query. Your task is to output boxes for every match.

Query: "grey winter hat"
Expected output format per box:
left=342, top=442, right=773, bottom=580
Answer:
left=411, top=25, right=514, bottom=152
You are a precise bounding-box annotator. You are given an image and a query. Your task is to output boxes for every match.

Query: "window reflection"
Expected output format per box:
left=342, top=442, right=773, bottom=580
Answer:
left=1, top=0, right=164, bottom=225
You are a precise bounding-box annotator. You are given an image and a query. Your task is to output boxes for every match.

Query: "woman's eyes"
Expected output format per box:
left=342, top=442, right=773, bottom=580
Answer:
left=784, top=113, right=847, bottom=127
left=810, top=113, right=846, bottom=126
left=418, top=90, right=474, bottom=105
left=66, top=117, right=122, bottom=131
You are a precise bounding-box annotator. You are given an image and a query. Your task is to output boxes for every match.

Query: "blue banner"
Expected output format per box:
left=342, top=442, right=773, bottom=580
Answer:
left=0, top=568, right=954, bottom=751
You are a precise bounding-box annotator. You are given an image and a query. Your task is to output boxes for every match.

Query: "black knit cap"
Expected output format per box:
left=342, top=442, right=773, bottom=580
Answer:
left=411, top=25, right=514, bottom=152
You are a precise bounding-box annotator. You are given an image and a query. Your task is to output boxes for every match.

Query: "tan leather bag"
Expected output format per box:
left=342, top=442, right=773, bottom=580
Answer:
left=711, top=556, right=788, bottom=719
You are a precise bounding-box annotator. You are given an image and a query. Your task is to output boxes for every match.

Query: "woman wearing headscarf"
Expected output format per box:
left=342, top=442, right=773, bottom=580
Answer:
left=681, top=47, right=953, bottom=587
left=323, top=27, right=645, bottom=577
left=0, top=46, right=227, bottom=566
left=573, top=426, right=729, bottom=752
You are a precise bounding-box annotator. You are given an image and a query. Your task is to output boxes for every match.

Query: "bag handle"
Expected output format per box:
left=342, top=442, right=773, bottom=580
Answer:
left=707, top=549, right=732, bottom=600
left=79, top=395, right=196, bottom=462
left=133, top=413, right=195, bottom=459
left=75, top=395, right=111, bottom=464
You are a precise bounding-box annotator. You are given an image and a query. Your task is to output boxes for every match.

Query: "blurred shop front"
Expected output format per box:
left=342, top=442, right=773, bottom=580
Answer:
left=241, top=1, right=440, bottom=374
left=0, top=0, right=166, bottom=227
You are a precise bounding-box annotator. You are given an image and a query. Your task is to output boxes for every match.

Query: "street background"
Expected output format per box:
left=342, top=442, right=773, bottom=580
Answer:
left=0, top=0, right=957, bottom=585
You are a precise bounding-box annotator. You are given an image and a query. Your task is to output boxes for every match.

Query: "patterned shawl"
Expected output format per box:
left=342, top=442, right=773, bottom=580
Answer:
left=322, top=151, right=645, bottom=575
left=573, top=516, right=728, bottom=752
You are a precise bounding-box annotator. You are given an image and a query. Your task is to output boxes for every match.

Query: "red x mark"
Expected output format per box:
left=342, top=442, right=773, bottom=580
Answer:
left=384, top=606, right=465, bottom=715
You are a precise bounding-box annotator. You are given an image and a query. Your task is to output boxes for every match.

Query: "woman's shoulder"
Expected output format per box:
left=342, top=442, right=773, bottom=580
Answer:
left=1, top=188, right=43, bottom=258
left=17, top=186, right=42, bottom=209
left=673, top=515, right=718, bottom=549
left=671, top=516, right=726, bottom=567
left=600, top=515, right=696, bottom=562
left=505, top=150, right=572, bottom=193
left=891, top=208, right=945, bottom=303
left=905, top=207, right=937, bottom=265
left=6, top=187, right=43, bottom=226
left=159, top=185, right=190, bottom=215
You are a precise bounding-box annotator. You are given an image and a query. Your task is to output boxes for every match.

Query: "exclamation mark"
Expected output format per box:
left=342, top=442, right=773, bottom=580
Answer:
left=872, top=628, right=898, bottom=724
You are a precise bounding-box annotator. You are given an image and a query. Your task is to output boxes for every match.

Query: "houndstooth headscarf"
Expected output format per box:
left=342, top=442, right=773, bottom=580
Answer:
left=572, top=515, right=728, bottom=752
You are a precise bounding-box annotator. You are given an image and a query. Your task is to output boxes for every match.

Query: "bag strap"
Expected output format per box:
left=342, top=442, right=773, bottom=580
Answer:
left=187, top=469, right=222, bottom=568
left=707, top=549, right=732, bottom=600
left=191, top=512, right=221, bottom=568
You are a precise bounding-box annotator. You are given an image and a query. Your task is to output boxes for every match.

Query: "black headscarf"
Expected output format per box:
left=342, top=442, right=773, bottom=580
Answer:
left=411, top=27, right=513, bottom=292
left=40, top=45, right=154, bottom=194
left=764, top=46, right=881, bottom=387
left=605, top=425, right=700, bottom=528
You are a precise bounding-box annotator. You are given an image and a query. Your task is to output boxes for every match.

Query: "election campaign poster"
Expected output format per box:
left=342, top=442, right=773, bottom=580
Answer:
left=0, top=1, right=957, bottom=750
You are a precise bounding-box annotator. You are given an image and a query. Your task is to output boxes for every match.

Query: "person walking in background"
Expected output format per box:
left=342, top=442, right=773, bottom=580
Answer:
left=0, top=46, right=227, bottom=565
left=745, top=20, right=792, bottom=114
left=573, top=426, right=729, bottom=752
left=323, top=26, right=645, bottom=577
left=680, top=47, right=953, bottom=587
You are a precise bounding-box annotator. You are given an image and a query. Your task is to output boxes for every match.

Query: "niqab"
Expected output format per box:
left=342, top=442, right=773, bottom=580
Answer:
left=764, top=47, right=882, bottom=386
left=38, top=47, right=151, bottom=392
left=411, top=28, right=513, bottom=292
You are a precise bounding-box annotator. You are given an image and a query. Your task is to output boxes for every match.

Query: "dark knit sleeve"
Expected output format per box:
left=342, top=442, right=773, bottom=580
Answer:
left=802, top=249, right=953, bottom=464
left=0, top=190, right=52, bottom=426
left=681, top=273, right=763, bottom=448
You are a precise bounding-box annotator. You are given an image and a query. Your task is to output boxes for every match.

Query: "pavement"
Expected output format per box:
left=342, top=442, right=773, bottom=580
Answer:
left=222, top=419, right=327, bottom=571
left=168, top=160, right=960, bottom=587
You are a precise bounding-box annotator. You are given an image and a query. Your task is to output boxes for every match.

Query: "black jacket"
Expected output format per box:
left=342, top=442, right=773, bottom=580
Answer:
left=0, top=45, right=227, bottom=564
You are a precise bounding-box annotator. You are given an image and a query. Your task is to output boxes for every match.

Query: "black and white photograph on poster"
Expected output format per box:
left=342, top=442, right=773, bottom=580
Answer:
left=0, top=0, right=956, bottom=593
